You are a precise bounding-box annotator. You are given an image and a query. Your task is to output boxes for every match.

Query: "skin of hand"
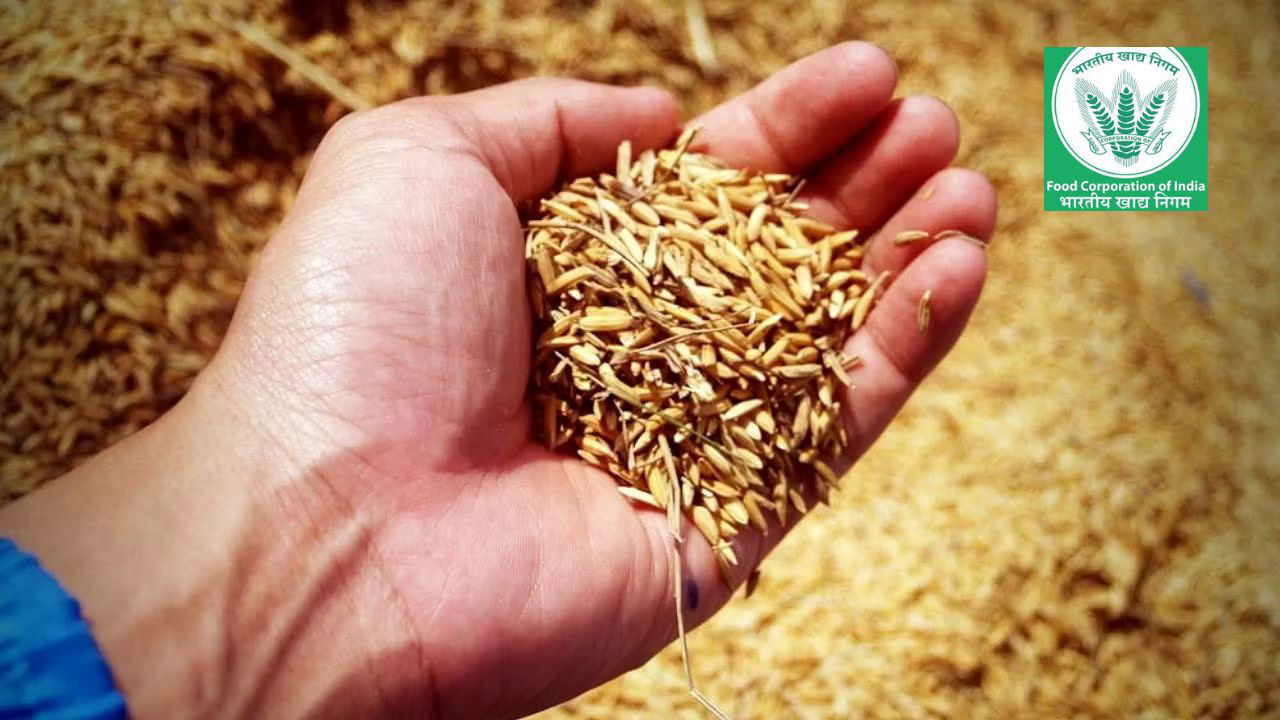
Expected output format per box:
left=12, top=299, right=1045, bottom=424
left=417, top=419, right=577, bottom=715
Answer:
left=0, top=42, right=996, bottom=719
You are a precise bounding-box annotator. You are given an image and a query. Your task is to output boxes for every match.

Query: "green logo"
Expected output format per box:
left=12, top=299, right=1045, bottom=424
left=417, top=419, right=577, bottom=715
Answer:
left=1076, top=70, right=1176, bottom=166
left=1044, top=47, right=1208, bottom=211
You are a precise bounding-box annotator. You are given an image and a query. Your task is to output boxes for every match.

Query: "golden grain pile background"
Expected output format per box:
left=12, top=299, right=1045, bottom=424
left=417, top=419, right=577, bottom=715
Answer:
left=2, top=1, right=1278, bottom=717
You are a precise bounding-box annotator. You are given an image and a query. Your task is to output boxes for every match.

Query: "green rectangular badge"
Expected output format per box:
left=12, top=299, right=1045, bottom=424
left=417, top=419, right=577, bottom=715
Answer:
left=1044, top=47, right=1207, bottom=211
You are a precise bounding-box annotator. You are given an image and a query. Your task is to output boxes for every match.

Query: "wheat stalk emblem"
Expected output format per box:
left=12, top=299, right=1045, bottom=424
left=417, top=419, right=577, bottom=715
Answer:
left=1075, top=70, right=1177, bottom=165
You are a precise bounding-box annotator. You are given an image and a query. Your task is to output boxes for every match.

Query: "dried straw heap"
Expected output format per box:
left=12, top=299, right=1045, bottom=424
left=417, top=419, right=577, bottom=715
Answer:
left=6, top=1, right=1279, bottom=717
left=526, top=129, right=881, bottom=577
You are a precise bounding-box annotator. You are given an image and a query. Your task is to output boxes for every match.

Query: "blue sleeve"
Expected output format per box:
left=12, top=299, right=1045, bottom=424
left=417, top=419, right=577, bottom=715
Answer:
left=0, top=538, right=127, bottom=720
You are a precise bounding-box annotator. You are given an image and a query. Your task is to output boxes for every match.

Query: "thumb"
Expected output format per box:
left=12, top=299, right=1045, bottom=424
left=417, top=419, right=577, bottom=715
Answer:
left=436, top=78, right=682, bottom=203
left=298, top=77, right=681, bottom=210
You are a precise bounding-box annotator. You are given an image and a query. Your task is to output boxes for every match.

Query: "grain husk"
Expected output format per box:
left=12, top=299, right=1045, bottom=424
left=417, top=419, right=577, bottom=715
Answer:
left=526, top=128, right=875, bottom=567
left=4, top=2, right=1277, bottom=719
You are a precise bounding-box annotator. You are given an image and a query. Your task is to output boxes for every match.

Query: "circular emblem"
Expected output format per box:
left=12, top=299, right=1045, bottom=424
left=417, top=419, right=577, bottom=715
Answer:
left=1051, top=47, right=1200, bottom=178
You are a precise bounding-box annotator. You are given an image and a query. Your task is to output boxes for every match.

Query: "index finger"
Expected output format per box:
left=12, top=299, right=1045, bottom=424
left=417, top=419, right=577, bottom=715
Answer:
left=690, top=42, right=899, bottom=174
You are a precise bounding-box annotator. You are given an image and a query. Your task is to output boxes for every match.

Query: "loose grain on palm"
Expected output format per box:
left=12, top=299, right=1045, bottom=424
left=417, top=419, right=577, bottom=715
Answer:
left=525, top=130, right=884, bottom=573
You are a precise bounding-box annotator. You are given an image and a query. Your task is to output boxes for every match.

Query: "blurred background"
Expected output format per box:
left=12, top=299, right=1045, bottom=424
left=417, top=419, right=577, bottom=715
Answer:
left=2, top=1, right=1277, bottom=717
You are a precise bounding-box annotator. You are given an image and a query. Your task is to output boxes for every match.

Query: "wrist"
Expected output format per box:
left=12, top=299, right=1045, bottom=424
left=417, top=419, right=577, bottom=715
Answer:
left=0, top=375, right=423, bottom=718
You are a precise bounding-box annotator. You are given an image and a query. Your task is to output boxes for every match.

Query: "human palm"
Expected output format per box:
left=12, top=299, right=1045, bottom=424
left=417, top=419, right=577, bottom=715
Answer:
left=2, top=42, right=995, bottom=720
left=211, top=42, right=996, bottom=718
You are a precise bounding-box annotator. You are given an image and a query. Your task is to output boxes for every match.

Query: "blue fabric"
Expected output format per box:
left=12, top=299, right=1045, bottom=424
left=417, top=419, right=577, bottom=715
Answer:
left=0, top=538, right=126, bottom=719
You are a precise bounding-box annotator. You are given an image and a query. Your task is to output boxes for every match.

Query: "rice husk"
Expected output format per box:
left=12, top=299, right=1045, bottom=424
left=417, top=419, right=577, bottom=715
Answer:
left=3, top=1, right=1277, bottom=718
left=526, top=128, right=876, bottom=577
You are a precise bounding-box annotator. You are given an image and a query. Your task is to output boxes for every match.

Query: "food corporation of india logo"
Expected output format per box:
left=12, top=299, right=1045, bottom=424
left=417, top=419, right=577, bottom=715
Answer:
left=1044, top=47, right=1207, bottom=211
left=1053, top=47, right=1198, bottom=177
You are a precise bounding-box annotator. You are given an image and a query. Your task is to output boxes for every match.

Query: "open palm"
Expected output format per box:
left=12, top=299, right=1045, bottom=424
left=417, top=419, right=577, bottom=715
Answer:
left=202, top=42, right=996, bottom=718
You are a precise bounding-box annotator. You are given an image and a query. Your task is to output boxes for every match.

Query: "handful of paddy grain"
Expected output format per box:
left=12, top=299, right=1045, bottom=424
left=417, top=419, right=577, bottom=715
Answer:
left=524, top=127, right=890, bottom=580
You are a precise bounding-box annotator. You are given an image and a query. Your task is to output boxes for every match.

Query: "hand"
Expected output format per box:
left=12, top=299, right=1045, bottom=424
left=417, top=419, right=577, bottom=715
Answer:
left=0, top=43, right=996, bottom=719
